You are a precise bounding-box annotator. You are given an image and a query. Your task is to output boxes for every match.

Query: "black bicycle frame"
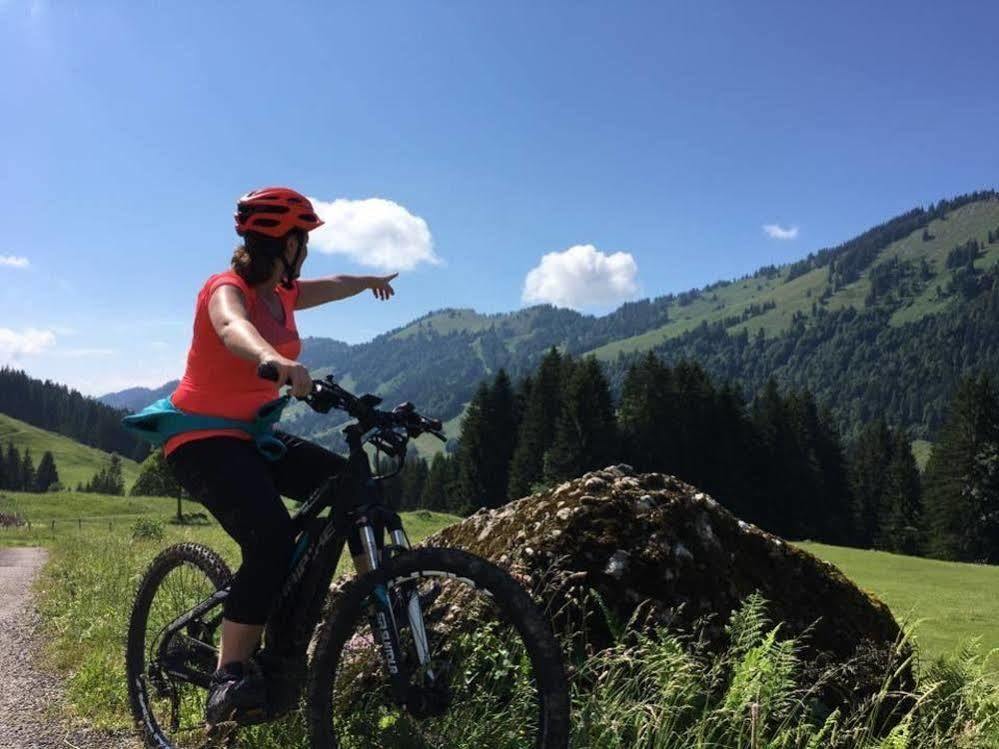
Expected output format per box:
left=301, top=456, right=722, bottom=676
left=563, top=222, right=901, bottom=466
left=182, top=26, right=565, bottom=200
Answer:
left=155, top=421, right=418, bottom=706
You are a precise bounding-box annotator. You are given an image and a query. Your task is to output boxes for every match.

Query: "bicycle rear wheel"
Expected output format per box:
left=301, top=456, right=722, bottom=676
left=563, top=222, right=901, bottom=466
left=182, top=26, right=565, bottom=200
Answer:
left=126, top=542, right=231, bottom=748
left=307, top=547, right=570, bottom=749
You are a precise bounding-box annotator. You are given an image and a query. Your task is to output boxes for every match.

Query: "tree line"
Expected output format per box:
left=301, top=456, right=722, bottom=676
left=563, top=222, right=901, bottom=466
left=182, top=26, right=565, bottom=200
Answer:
left=374, top=348, right=996, bottom=565
left=0, top=367, right=149, bottom=461
left=77, top=454, right=126, bottom=495
left=0, top=442, right=61, bottom=492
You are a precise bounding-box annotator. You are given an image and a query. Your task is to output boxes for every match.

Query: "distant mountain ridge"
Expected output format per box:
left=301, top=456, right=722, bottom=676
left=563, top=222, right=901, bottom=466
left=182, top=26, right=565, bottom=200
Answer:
left=100, top=189, right=999, bottom=448
left=98, top=380, right=179, bottom=413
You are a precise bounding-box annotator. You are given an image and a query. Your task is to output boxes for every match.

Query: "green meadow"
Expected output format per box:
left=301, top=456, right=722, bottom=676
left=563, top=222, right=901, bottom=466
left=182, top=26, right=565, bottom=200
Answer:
left=0, top=412, right=142, bottom=491
left=3, top=489, right=996, bottom=746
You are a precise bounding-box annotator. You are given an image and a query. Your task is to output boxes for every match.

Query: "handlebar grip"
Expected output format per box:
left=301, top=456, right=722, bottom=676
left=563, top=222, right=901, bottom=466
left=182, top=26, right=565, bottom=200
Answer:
left=257, top=362, right=280, bottom=382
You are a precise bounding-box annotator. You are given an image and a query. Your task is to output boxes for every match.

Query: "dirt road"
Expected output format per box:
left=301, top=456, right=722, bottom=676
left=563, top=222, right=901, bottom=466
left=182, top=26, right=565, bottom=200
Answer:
left=0, top=546, right=139, bottom=749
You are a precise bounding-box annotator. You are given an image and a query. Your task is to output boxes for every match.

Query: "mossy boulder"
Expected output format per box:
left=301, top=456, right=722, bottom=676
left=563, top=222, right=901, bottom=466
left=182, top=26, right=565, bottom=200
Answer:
left=426, top=464, right=912, bottom=714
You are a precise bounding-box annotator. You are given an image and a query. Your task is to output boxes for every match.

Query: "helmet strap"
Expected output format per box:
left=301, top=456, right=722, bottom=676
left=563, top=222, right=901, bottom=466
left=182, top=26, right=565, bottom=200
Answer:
left=279, top=232, right=305, bottom=289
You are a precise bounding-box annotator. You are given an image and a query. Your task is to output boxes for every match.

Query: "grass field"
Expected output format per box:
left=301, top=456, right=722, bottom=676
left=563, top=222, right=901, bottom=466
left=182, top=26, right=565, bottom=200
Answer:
left=7, top=490, right=998, bottom=744
left=0, top=412, right=142, bottom=491
left=6, top=489, right=996, bottom=668
left=798, top=542, right=999, bottom=667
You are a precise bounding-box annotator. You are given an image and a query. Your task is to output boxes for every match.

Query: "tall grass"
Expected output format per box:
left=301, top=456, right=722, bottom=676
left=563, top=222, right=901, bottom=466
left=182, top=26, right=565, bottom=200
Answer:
left=571, top=593, right=999, bottom=749
left=33, top=528, right=999, bottom=748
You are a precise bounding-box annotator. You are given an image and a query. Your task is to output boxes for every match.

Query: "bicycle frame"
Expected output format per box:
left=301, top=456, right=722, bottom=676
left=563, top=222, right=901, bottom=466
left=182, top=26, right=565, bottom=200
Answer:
left=153, top=418, right=433, bottom=710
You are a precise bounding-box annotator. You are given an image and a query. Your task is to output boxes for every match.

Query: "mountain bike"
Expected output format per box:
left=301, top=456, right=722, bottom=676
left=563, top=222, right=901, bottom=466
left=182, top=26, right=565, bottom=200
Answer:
left=125, top=365, right=570, bottom=748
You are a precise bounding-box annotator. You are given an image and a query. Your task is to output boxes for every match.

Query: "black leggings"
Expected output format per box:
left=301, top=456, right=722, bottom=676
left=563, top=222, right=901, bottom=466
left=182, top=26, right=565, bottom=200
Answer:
left=166, top=431, right=348, bottom=625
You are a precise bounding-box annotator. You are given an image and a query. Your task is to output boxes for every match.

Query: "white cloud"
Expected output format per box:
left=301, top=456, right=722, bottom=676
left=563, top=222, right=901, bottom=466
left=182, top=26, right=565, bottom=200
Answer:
left=0, top=327, right=56, bottom=362
left=763, top=224, right=799, bottom=240
left=522, top=244, right=640, bottom=310
left=0, top=255, right=29, bottom=268
left=308, top=197, right=439, bottom=272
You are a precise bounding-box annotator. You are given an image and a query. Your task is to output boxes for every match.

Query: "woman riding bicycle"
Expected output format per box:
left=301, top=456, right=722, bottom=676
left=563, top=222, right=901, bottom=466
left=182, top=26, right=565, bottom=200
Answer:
left=164, top=186, right=396, bottom=727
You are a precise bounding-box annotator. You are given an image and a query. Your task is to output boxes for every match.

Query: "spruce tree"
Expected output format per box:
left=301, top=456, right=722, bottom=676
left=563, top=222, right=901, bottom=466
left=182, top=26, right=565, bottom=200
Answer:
left=618, top=352, right=670, bottom=474
left=34, top=451, right=60, bottom=493
left=848, top=417, right=893, bottom=547
left=421, top=453, right=451, bottom=511
left=751, top=379, right=795, bottom=537
left=21, top=449, right=36, bottom=494
left=106, top=454, right=125, bottom=496
left=877, top=429, right=923, bottom=555
left=543, top=357, right=617, bottom=482
left=455, top=382, right=492, bottom=511
left=924, top=374, right=999, bottom=561
left=5, top=443, right=21, bottom=491
left=508, top=348, right=564, bottom=498
left=399, top=454, right=429, bottom=510
left=483, top=369, right=517, bottom=508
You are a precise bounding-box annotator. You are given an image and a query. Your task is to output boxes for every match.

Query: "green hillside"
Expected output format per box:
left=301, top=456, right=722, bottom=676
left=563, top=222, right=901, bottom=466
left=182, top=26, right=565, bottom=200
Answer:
left=798, top=542, right=999, bottom=666
left=589, top=198, right=999, bottom=360
left=0, top=412, right=141, bottom=491
left=106, top=190, right=999, bottom=450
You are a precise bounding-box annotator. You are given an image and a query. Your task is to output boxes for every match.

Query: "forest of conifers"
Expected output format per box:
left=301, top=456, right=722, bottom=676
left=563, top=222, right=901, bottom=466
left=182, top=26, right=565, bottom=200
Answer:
left=401, top=349, right=999, bottom=565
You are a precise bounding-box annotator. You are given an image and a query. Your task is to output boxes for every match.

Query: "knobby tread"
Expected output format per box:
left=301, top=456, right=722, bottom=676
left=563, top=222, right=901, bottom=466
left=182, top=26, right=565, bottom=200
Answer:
left=126, top=543, right=233, bottom=749
left=306, top=546, right=571, bottom=749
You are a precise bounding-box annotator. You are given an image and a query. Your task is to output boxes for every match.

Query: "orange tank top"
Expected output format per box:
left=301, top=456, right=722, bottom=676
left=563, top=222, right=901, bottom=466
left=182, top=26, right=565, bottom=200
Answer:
left=164, top=270, right=301, bottom=456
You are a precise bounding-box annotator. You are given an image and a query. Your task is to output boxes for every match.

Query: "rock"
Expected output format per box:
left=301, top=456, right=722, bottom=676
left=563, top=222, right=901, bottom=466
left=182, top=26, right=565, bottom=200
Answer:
left=426, top=466, right=912, bottom=715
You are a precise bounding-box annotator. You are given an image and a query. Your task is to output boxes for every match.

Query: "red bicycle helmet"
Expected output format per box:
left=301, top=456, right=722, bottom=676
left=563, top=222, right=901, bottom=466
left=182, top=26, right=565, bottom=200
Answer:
left=234, top=187, right=325, bottom=237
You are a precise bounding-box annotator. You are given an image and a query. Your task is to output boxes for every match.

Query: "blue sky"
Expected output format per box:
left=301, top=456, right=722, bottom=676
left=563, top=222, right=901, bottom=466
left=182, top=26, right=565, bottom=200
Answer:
left=2, top=0, right=997, bottom=395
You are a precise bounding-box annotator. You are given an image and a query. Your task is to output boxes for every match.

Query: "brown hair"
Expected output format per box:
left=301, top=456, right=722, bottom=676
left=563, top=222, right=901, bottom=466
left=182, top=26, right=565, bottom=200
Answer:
left=230, top=232, right=284, bottom=285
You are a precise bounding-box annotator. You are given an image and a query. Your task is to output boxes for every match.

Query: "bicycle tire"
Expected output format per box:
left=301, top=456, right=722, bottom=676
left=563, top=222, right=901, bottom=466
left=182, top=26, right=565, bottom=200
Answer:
left=306, top=546, right=570, bottom=749
left=126, top=542, right=232, bottom=749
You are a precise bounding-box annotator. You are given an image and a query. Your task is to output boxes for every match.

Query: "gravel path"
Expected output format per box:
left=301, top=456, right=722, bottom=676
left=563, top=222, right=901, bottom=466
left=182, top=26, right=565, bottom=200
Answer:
left=0, top=547, right=141, bottom=749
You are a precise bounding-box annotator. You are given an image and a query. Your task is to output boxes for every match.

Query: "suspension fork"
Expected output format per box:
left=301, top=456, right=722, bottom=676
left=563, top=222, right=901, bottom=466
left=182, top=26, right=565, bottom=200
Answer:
left=357, top=520, right=411, bottom=705
left=356, top=517, right=435, bottom=706
left=386, top=526, right=435, bottom=680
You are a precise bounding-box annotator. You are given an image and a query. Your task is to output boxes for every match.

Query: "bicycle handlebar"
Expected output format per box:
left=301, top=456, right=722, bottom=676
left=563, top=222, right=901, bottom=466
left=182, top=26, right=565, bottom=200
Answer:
left=257, top=362, right=446, bottom=445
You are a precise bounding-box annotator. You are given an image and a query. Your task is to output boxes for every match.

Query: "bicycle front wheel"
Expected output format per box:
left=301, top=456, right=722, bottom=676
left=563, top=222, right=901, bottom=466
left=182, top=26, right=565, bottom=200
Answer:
left=307, top=547, right=570, bottom=749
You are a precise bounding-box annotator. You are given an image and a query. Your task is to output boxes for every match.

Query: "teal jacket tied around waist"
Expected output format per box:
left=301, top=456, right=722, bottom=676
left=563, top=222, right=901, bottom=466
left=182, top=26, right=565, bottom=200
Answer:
left=121, top=396, right=291, bottom=461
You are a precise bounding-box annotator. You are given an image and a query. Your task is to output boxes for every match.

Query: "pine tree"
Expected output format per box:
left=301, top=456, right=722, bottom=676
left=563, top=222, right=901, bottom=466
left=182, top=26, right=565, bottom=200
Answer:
left=21, top=449, right=36, bottom=494
left=924, top=374, right=999, bottom=561
left=508, top=348, right=564, bottom=498
left=399, top=454, right=429, bottom=510
left=544, top=357, right=617, bottom=482
left=455, top=382, right=491, bottom=511
left=618, top=352, right=671, bottom=474
left=751, top=379, right=795, bottom=536
left=848, top=417, right=893, bottom=547
left=5, top=443, right=21, bottom=491
left=483, top=369, right=516, bottom=508
left=421, top=453, right=451, bottom=511
left=34, top=451, right=60, bottom=492
left=106, top=454, right=125, bottom=496
left=877, top=429, right=923, bottom=555
left=131, top=450, right=185, bottom=517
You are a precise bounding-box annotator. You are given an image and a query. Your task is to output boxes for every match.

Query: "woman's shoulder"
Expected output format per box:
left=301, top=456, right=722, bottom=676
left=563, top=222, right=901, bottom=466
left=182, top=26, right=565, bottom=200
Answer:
left=201, top=270, right=256, bottom=304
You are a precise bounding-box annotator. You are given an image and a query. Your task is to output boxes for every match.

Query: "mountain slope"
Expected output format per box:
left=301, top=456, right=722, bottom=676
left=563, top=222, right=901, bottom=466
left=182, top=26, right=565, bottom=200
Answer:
left=589, top=196, right=999, bottom=360
left=98, top=380, right=179, bottom=413
left=0, top=412, right=142, bottom=490
left=103, top=189, right=999, bottom=449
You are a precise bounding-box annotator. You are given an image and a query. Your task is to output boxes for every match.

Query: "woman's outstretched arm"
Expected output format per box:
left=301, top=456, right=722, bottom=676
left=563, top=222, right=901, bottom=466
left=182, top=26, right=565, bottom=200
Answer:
left=296, top=273, right=397, bottom=310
